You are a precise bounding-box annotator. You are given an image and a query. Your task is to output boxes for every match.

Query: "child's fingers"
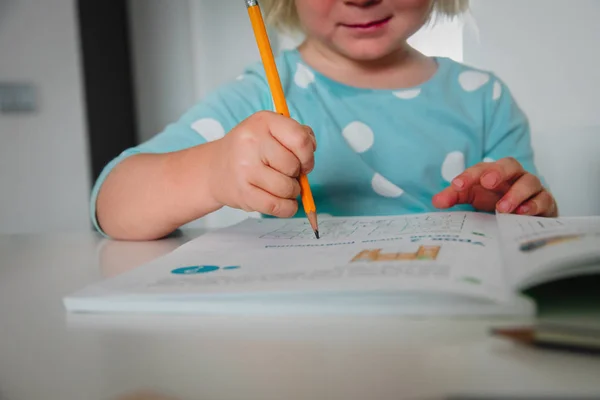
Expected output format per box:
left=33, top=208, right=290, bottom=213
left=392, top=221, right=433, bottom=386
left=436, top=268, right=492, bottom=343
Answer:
left=260, top=135, right=302, bottom=177
left=469, top=186, right=504, bottom=212
left=433, top=185, right=502, bottom=212
left=432, top=187, right=461, bottom=209
left=452, top=157, right=527, bottom=194
left=249, top=166, right=301, bottom=200
left=302, top=125, right=317, bottom=151
left=496, top=173, right=543, bottom=213
left=243, top=185, right=298, bottom=218
left=451, top=163, right=491, bottom=192
left=515, top=190, right=556, bottom=216
left=264, top=114, right=316, bottom=174
left=479, top=157, right=526, bottom=190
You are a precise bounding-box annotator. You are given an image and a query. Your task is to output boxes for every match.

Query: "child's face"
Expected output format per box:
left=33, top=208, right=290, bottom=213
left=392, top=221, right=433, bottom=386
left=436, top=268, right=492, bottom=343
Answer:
left=296, top=0, right=432, bottom=61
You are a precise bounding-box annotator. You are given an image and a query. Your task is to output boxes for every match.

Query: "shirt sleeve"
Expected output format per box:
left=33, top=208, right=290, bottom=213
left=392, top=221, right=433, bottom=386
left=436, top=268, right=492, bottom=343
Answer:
left=483, top=76, right=546, bottom=184
left=90, top=72, right=271, bottom=236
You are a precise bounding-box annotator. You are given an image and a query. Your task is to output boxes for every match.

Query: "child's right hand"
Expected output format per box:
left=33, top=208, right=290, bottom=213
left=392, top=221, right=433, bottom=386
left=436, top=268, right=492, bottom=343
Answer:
left=208, top=111, right=317, bottom=218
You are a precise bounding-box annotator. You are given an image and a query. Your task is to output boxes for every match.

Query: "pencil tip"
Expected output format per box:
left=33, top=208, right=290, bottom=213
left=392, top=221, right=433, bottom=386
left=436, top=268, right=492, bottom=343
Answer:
left=314, top=230, right=320, bottom=239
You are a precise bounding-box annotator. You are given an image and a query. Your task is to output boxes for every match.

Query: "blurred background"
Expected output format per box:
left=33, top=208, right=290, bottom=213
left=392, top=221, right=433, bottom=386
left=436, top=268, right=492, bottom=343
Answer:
left=0, top=0, right=599, bottom=235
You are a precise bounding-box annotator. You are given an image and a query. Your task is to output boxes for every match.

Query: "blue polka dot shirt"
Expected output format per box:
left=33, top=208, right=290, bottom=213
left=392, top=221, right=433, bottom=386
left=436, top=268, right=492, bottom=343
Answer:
left=90, top=49, right=540, bottom=234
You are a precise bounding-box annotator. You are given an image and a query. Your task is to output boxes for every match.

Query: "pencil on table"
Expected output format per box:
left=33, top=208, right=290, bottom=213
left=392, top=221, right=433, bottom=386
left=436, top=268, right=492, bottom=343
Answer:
left=245, top=0, right=319, bottom=239
left=492, top=325, right=600, bottom=355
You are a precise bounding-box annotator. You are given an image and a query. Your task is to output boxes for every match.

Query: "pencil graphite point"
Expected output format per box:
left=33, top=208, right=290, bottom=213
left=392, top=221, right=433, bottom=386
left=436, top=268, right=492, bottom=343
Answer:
left=306, top=212, right=319, bottom=239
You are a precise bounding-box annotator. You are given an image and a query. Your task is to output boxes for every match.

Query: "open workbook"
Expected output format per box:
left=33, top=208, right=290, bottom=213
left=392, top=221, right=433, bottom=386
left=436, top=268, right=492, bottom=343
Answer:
left=64, top=212, right=600, bottom=316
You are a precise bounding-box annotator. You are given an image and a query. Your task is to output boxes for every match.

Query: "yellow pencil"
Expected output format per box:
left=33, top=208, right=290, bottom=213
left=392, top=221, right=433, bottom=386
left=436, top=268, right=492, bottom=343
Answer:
left=245, top=0, right=319, bottom=239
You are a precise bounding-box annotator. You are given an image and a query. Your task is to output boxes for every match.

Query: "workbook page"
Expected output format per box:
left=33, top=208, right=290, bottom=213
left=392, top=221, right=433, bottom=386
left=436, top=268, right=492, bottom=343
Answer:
left=205, top=211, right=493, bottom=247
left=497, top=213, right=600, bottom=289
left=71, top=212, right=512, bottom=303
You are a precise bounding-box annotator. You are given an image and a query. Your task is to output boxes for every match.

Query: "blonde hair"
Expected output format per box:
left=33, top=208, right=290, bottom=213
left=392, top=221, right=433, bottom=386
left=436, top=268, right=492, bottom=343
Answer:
left=261, top=0, right=470, bottom=33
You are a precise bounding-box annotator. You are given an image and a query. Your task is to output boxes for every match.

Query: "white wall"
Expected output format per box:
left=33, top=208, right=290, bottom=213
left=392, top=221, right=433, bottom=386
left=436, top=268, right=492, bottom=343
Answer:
left=0, top=0, right=91, bottom=234
left=463, top=0, right=600, bottom=216
left=128, top=0, right=196, bottom=143
left=188, top=0, right=262, bottom=100
left=408, top=15, right=465, bottom=61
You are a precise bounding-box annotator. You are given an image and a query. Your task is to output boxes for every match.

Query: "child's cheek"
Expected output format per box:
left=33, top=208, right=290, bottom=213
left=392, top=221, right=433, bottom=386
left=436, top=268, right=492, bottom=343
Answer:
left=294, top=0, right=339, bottom=36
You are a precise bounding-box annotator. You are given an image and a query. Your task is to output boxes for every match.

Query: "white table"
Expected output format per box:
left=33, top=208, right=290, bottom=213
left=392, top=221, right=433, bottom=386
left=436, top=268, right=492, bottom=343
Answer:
left=1, top=230, right=599, bottom=400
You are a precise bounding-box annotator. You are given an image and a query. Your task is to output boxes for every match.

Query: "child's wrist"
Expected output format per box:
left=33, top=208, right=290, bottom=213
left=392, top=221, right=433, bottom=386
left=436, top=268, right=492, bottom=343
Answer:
left=195, top=140, right=226, bottom=211
left=164, top=143, right=223, bottom=222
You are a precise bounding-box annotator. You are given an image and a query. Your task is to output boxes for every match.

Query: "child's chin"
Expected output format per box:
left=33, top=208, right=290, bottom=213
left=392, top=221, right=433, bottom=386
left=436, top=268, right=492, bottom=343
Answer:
left=336, top=41, right=402, bottom=62
left=346, top=48, right=400, bottom=61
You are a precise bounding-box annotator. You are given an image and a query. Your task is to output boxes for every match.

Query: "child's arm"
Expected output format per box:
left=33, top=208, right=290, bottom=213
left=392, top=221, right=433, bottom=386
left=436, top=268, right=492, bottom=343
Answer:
left=96, top=111, right=316, bottom=241
left=433, top=77, right=558, bottom=217
left=96, top=142, right=219, bottom=241
left=92, top=64, right=317, bottom=241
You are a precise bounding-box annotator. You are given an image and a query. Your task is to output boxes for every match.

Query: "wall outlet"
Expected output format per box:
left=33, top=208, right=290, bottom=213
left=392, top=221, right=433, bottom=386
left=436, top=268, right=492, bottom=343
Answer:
left=0, top=83, right=37, bottom=113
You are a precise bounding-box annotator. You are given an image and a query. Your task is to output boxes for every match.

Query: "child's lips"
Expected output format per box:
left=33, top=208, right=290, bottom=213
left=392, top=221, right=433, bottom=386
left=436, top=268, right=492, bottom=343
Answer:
left=341, top=16, right=392, bottom=31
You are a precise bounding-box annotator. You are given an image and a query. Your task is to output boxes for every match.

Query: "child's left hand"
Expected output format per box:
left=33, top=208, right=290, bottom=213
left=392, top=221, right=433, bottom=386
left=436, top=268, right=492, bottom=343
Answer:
left=432, top=157, right=558, bottom=217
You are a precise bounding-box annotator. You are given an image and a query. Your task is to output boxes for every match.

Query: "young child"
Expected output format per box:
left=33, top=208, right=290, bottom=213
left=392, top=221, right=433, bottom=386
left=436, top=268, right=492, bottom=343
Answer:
left=93, top=0, right=558, bottom=241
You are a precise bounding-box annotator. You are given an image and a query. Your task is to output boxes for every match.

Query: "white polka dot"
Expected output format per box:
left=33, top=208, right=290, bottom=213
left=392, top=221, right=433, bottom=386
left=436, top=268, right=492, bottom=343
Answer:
left=393, top=88, right=421, bottom=99
left=294, top=63, right=315, bottom=88
left=441, top=151, right=466, bottom=182
left=191, top=118, right=226, bottom=142
left=493, top=81, right=502, bottom=100
left=372, top=173, right=404, bottom=198
left=459, top=71, right=490, bottom=92
left=342, top=121, right=375, bottom=153
left=483, top=157, right=495, bottom=163
left=236, top=74, right=244, bottom=81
